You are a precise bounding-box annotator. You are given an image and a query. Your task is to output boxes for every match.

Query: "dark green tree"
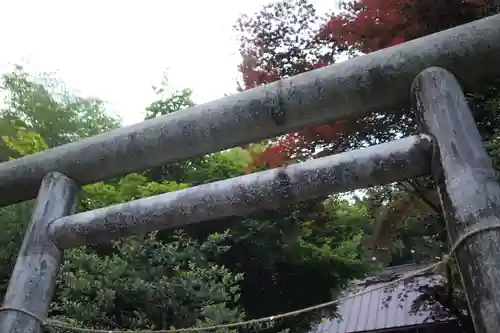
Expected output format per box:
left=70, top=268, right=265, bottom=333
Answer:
left=143, top=79, right=376, bottom=333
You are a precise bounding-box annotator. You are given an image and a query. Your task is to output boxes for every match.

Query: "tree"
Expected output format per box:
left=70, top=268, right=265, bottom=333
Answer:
left=235, top=0, right=500, bottom=265
left=235, top=0, right=500, bottom=168
left=54, top=173, right=246, bottom=332
left=0, top=128, right=247, bottom=333
left=141, top=78, right=377, bottom=333
left=0, top=70, right=248, bottom=331
left=318, top=0, right=497, bottom=54
left=361, top=181, right=446, bottom=265
left=0, top=64, right=122, bottom=296
left=235, top=1, right=500, bottom=331
left=0, top=65, right=119, bottom=159
left=0, top=70, right=377, bottom=333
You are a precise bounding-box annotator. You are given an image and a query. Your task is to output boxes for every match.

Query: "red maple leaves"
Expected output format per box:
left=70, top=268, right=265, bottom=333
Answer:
left=237, top=0, right=488, bottom=171
left=318, top=0, right=486, bottom=53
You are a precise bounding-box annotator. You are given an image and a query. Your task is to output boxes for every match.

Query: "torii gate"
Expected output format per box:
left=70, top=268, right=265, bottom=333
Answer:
left=0, top=13, right=500, bottom=333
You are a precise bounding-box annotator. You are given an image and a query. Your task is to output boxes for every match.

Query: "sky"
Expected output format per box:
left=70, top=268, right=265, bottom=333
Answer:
left=0, top=0, right=336, bottom=126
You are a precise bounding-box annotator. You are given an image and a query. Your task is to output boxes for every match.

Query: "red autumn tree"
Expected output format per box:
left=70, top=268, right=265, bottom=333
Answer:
left=235, top=0, right=496, bottom=170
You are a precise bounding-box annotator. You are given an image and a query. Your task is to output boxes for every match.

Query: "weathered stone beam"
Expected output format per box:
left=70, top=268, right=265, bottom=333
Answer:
left=48, top=135, right=432, bottom=249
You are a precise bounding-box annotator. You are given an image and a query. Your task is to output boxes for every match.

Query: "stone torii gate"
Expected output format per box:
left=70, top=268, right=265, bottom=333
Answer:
left=0, top=13, right=500, bottom=333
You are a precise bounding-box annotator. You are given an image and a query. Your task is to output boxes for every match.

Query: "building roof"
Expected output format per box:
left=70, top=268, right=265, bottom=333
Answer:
left=315, top=264, right=455, bottom=333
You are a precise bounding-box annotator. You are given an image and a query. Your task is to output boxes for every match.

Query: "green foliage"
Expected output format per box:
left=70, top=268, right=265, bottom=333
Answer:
left=363, top=181, right=446, bottom=266
left=0, top=200, right=33, bottom=293
left=0, top=67, right=377, bottom=333
left=49, top=147, right=247, bottom=331
left=140, top=78, right=375, bottom=332
left=178, top=150, right=252, bottom=185
left=52, top=231, right=244, bottom=331
left=145, top=75, right=195, bottom=119
left=1, top=126, right=48, bottom=158
left=0, top=65, right=119, bottom=149
left=181, top=198, right=375, bottom=333
left=80, top=173, right=190, bottom=209
left=0, top=126, right=46, bottom=292
left=143, top=83, right=375, bottom=329
left=0, top=89, right=248, bottom=331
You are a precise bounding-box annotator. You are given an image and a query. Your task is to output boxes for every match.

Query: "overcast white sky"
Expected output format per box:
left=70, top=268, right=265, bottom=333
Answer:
left=0, top=0, right=335, bottom=125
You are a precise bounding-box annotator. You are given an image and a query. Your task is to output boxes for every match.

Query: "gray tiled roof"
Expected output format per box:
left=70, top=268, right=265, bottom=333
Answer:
left=315, top=264, right=455, bottom=333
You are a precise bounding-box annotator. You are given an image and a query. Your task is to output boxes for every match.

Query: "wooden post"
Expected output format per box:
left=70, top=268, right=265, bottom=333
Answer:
left=412, top=67, right=500, bottom=333
left=0, top=172, right=78, bottom=333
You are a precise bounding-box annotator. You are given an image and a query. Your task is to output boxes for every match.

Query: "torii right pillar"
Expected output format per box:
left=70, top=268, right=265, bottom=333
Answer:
left=412, top=67, right=500, bottom=333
